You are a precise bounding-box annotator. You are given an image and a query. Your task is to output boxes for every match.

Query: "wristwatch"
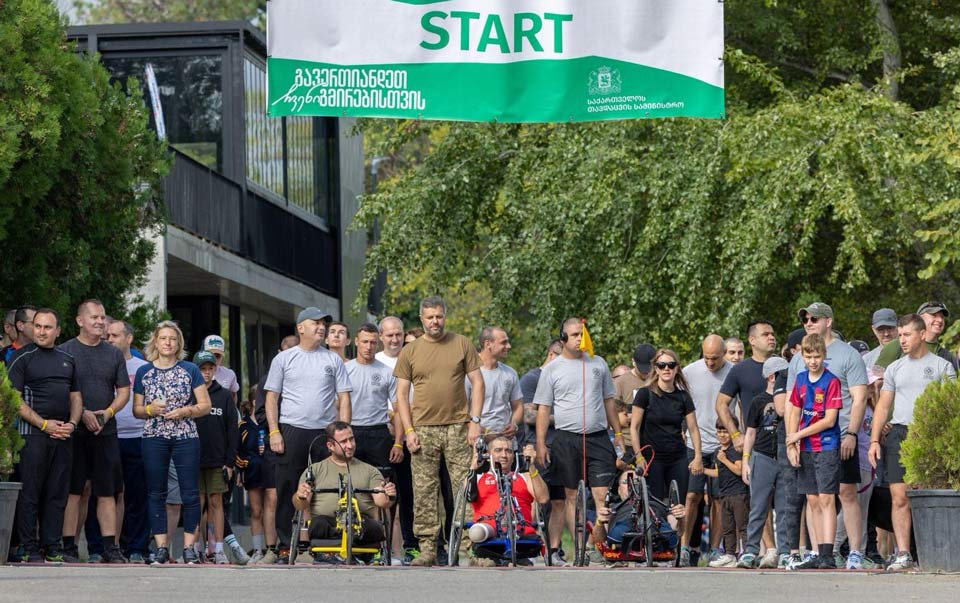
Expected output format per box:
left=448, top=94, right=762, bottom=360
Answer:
left=470, top=415, right=481, bottom=424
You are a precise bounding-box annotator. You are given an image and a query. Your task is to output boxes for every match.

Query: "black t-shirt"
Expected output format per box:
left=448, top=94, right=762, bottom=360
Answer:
left=633, top=386, right=695, bottom=460
left=59, top=338, right=130, bottom=436
left=746, top=391, right=779, bottom=458
left=718, top=357, right=766, bottom=421
left=7, top=344, right=80, bottom=433
left=520, top=367, right=555, bottom=447
left=715, top=445, right=748, bottom=496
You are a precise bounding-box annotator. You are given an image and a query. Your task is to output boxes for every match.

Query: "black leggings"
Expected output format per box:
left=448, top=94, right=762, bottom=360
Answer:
left=644, top=452, right=689, bottom=502
left=309, top=515, right=385, bottom=545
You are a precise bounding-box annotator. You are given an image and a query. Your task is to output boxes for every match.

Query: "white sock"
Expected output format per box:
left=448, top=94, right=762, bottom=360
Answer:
left=252, top=535, right=264, bottom=552
left=215, top=542, right=224, bottom=553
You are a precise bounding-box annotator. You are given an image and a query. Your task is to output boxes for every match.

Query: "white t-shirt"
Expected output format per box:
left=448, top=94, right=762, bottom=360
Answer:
left=215, top=364, right=240, bottom=394
left=683, top=358, right=733, bottom=454
left=465, top=362, right=522, bottom=432
left=264, top=346, right=353, bottom=429
left=882, top=351, right=956, bottom=425
left=533, top=354, right=615, bottom=434
left=116, top=356, right=150, bottom=439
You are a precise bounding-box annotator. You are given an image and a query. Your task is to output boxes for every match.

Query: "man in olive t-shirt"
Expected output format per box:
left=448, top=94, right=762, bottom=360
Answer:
left=393, top=296, right=484, bottom=566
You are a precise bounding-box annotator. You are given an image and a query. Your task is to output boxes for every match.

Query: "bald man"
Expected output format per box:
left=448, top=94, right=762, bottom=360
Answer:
left=678, top=334, right=734, bottom=565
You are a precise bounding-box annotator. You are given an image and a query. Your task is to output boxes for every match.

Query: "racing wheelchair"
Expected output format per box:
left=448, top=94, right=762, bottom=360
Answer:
left=289, top=452, right=393, bottom=566
left=447, top=438, right=550, bottom=567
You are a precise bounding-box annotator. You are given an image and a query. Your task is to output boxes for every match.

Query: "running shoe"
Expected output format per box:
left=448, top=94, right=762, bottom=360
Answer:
left=586, top=548, right=604, bottom=565
left=758, top=548, right=779, bottom=568
left=833, top=552, right=845, bottom=568
left=248, top=549, right=264, bottom=565
left=228, top=542, right=250, bottom=565
left=549, top=551, right=568, bottom=567
left=22, top=551, right=43, bottom=563
left=128, top=553, right=145, bottom=564
left=182, top=547, right=200, bottom=565
left=436, top=548, right=449, bottom=566
left=101, top=546, right=128, bottom=564
left=87, top=552, right=102, bottom=563
left=312, top=552, right=344, bottom=565
left=469, top=556, right=496, bottom=567
left=410, top=551, right=436, bottom=567
left=736, top=553, right=757, bottom=568
left=401, top=548, right=419, bottom=566
left=788, top=552, right=819, bottom=570
left=846, top=550, right=863, bottom=570
left=777, top=553, right=793, bottom=569
left=259, top=549, right=278, bottom=565
left=819, top=554, right=837, bottom=569
left=43, top=547, right=64, bottom=564
left=151, top=547, right=170, bottom=565
left=214, top=550, right=229, bottom=565
left=709, top=553, right=738, bottom=568
left=886, top=552, right=915, bottom=572
left=678, top=547, right=691, bottom=567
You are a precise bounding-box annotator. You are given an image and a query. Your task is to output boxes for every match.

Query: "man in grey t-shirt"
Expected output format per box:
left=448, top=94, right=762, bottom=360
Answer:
left=347, top=323, right=398, bottom=473
left=786, top=302, right=868, bottom=568
left=264, top=307, right=352, bottom=551
left=465, top=326, right=523, bottom=437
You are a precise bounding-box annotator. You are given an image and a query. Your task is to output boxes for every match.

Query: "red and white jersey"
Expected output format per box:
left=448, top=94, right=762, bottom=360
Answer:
left=472, top=471, right=536, bottom=535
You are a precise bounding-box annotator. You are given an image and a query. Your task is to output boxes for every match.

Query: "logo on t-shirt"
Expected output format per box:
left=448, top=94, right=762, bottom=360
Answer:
left=923, top=366, right=935, bottom=379
left=371, top=373, right=383, bottom=385
left=592, top=367, right=602, bottom=379
left=814, top=391, right=824, bottom=404
left=324, top=366, right=334, bottom=376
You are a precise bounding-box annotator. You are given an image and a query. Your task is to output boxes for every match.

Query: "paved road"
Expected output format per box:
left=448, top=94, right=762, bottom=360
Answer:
left=1, top=565, right=958, bottom=602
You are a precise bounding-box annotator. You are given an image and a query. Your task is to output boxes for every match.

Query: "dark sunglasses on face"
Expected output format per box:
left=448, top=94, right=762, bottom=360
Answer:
left=655, top=361, right=678, bottom=370
left=802, top=316, right=820, bottom=324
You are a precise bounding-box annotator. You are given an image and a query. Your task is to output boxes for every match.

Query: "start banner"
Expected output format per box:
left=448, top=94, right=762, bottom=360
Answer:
left=266, top=0, right=724, bottom=122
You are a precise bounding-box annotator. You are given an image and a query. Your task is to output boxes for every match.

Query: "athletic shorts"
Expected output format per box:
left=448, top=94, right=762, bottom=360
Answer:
left=797, top=450, right=841, bottom=495
left=549, top=430, right=617, bottom=491
left=69, top=433, right=123, bottom=497
left=839, top=439, right=862, bottom=485
left=882, top=424, right=908, bottom=485
left=686, top=448, right=720, bottom=498
left=198, top=466, right=228, bottom=495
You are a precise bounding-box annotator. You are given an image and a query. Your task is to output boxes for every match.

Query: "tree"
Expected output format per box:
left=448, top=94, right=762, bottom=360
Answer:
left=0, top=0, right=169, bottom=337
left=75, top=0, right=265, bottom=26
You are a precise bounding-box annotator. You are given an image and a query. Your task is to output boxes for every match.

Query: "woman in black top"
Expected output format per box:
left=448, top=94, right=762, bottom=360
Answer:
left=630, top=349, right=703, bottom=501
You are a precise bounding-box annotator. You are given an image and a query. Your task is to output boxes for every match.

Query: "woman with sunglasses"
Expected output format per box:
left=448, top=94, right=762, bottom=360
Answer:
left=630, top=349, right=703, bottom=502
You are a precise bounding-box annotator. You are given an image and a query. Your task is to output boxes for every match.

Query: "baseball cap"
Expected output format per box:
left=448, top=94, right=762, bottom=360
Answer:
left=917, top=301, right=950, bottom=318
left=871, top=308, right=897, bottom=328
left=193, top=350, right=217, bottom=367
left=297, top=307, right=333, bottom=324
left=203, top=334, right=225, bottom=354
left=797, top=302, right=833, bottom=320
left=849, top=339, right=869, bottom=355
left=632, top=344, right=656, bottom=373
left=762, top=356, right=789, bottom=379
left=786, top=328, right=805, bottom=350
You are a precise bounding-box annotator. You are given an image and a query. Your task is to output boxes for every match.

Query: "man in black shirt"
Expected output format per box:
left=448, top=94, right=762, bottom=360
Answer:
left=9, top=308, right=82, bottom=562
left=59, top=300, right=130, bottom=563
left=716, top=320, right=777, bottom=451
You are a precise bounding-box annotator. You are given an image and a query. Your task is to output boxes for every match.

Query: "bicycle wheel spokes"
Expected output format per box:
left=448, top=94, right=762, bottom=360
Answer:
left=574, top=480, right=588, bottom=567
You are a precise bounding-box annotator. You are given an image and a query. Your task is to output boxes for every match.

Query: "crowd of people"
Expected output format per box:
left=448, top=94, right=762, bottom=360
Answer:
left=2, top=294, right=952, bottom=571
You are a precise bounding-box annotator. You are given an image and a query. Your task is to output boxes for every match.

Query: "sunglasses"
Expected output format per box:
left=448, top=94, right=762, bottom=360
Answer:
left=655, top=361, right=679, bottom=370
left=802, top=316, right=820, bottom=324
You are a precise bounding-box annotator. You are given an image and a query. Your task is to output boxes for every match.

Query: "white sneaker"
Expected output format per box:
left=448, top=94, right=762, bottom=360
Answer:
left=549, top=551, right=567, bottom=567
left=229, top=543, right=250, bottom=565
left=708, top=553, right=738, bottom=568
left=758, top=549, right=779, bottom=569
left=249, top=550, right=264, bottom=564
left=214, top=551, right=229, bottom=565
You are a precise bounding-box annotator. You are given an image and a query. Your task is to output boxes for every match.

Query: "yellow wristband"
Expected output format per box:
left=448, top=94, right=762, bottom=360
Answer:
left=529, top=469, right=539, bottom=479
left=40, top=419, right=48, bottom=432
left=742, top=452, right=751, bottom=458
left=106, top=407, right=114, bottom=419
left=732, top=431, right=742, bottom=438
left=614, top=432, right=622, bottom=437
left=392, top=443, right=403, bottom=449
left=404, top=428, right=415, bottom=435
left=269, top=429, right=281, bottom=436
left=146, top=404, right=152, bottom=417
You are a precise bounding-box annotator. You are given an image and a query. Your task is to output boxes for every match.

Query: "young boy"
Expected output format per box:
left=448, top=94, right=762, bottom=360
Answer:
left=705, top=418, right=749, bottom=567
left=786, top=333, right=842, bottom=570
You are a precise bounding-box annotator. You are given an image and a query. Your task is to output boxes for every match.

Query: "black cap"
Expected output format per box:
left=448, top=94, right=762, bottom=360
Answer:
left=849, top=339, right=869, bottom=355
left=786, top=328, right=805, bottom=350
left=633, top=344, right=656, bottom=373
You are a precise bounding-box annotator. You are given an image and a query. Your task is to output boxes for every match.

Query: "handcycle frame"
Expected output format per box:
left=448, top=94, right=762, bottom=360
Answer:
left=594, top=472, right=683, bottom=567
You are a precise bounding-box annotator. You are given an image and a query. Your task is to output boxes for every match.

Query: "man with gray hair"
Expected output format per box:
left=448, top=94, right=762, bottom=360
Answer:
left=394, top=296, right=484, bottom=566
left=864, top=308, right=898, bottom=369
left=466, top=326, right=523, bottom=438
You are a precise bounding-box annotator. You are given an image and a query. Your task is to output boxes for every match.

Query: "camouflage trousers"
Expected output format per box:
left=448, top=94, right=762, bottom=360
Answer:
left=411, top=423, right=472, bottom=555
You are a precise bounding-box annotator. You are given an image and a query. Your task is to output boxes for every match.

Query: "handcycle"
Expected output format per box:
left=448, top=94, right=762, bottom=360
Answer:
left=593, top=450, right=684, bottom=567
left=447, top=438, right=548, bottom=567
left=290, top=456, right=393, bottom=566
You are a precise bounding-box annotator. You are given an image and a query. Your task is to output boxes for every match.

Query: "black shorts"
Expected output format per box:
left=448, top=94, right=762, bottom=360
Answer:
left=797, top=450, right=841, bottom=495
left=352, top=424, right=394, bottom=477
left=69, top=433, right=123, bottom=497
left=839, top=438, right=862, bottom=484
left=882, top=424, right=908, bottom=484
left=549, top=430, right=617, bottom=491
left=686, top=448, right=720, bottom=498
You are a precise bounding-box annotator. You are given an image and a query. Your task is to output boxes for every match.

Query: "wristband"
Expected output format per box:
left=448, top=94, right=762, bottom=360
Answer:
left=40, top=419, right=48, bottom=433
left=614, top=432, right=622, bottom=437
left=146, top=404, right=152, bottom=417
left=269, top=429, right=281, bottom=436
left=529, top=469, right=539, bottom=479
left=732, top=431, right=742, bottom=438
left=106, top=407, right=114, bottom=419
left=742, top=452, right=751, bottom=458
left=392, top=443, right=403, bottom=449
left=404, top=428, right=415, bottom=435
left=843, top=431, right=858, bottom=441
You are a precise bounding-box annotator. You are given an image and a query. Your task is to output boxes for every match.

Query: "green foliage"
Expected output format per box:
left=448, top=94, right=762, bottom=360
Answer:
left=0, top=0, right=170, bottom=336
left=75, top=0, right=266, bottom=27
left=900, top=378, right=960, bottom=490
left=0, top=364, right=25, bottom=478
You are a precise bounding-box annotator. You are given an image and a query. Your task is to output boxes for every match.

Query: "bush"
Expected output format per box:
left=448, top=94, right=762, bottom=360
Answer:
left=900, top=378, right=960, bottom=490
left=0, top=364, right=25, bottom=479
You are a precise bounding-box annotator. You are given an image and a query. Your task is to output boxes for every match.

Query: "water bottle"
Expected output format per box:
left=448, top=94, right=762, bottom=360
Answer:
left=615, top=445, right=624, bottom=460
left=257, top=428, right=265, bottom=455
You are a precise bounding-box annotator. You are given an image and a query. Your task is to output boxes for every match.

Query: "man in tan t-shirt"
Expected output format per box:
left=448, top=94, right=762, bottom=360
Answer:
left=614, top=343, right=655, bottom=455
left=394, top=296, right=484, bottom=566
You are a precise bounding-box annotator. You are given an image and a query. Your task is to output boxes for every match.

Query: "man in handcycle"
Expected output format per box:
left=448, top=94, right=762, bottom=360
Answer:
left=466, top=435, right=549, bottom=566
left=293, top=421, right=396, bottom=563
left=593, top=468, right=685, bottom=566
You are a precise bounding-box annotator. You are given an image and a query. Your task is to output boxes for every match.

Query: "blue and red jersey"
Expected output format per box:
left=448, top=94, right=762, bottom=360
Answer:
left=789, top=369, right=842, bottom=452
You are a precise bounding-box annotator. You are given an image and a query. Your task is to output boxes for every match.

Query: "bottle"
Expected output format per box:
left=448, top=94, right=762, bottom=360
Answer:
left=615, top=445, right=624, bottom=460
left=257, top=428, right=265, bottom=455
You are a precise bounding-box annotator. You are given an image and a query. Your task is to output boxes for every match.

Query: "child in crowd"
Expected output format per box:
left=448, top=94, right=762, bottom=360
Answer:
left=236, top=384, right=278, bottom=564
left=786, top=333, right=842, bottom=570
left=705, top=418, right=749, bottom=567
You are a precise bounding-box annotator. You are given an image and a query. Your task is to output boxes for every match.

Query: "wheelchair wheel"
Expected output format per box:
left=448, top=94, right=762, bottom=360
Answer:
left=447, top=476, right=470, bottom=567
left=290, top=509, right=304, bottom=566
left=638, top=476, right=654, bottom=567
left=344, top=481, right=356, bottom=565
left=573, top=480, right=588, bottom=567
left=536, top=503, right=552, bottom=566
left=380, top=506, right=393, bottom=566
left=668, top=480, right=682, bottom=567
left=504, top=501, right=518, bottom=567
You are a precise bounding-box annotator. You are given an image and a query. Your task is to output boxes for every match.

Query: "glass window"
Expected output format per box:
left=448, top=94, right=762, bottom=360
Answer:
left=244, top=59, right=284, bottom=197
left=103, top=55, right=224, bottom=172
left=286, top=115, right=315, bottom=214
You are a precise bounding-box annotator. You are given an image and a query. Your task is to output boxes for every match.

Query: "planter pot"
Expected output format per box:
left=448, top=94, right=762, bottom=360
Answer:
left=907, top=489, right=960, bottom=573
left=0, top=482, right=21, bottom=563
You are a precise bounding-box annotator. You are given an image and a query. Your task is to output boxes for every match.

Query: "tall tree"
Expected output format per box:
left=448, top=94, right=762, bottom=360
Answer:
left=75, top=0, right=265, bottom=26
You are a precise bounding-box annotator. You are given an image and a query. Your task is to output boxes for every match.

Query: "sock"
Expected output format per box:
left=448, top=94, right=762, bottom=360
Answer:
left=818, top=544, right=833, bottom=558
left=252, top=535, right=264, bottom=552
left=103, top=535, right=116, bottom=549
left=215, top=542, right=224, bottom=554
left=224, top=534, right=239, bottom=548
left=63, top=536, right=76, bottom=550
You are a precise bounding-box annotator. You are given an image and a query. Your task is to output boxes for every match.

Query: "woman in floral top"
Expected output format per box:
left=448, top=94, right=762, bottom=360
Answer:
left=132, top=320, right=211, bottom=565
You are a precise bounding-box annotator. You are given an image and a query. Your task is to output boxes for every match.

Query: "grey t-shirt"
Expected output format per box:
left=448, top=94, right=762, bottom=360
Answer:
left=882, top=351, right=956, bottom=425
left=346, top=359, right=397, bottom=427
left=533, top=354, right=615, bottom=434
left=58, top=338, right=130, bottom=436
left=465, top=362, right=522, bottom=432
left=683, top=358, right=733, bottom=454
left=863, top=346, right=883, bottom=372
left=787, top=339, right=868, bottom=431
left=264, top=346, right=352, bottom=429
